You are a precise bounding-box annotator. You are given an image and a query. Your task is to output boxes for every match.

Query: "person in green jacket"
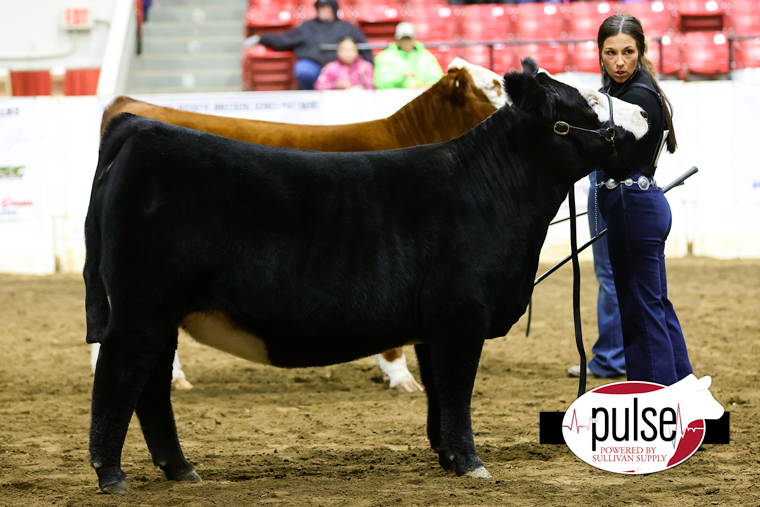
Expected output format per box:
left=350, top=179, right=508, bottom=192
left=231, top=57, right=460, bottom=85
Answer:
left=374, top=22, right=444, bottom=89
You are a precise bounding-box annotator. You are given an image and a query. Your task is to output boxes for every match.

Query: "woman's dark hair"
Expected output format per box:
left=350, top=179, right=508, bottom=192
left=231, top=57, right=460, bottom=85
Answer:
left=598, top=14, right=677, bottom=153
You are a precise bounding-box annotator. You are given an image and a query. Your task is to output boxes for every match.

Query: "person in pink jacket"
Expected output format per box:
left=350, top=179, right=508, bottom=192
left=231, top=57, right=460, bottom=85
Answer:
left=314, top=37, right=375, bottom=90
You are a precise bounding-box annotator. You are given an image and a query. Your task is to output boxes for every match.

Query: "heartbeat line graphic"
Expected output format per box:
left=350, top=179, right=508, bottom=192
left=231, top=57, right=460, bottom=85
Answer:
left=562, top=409, right=591, bottom=433
left=562, top=404, right=703, bottom=443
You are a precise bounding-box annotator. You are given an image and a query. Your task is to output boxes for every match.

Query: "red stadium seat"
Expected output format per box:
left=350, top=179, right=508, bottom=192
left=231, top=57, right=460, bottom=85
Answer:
left=620, top=1, right=678, bottom=36
left=647, top=31, right=685, bottom=75
left=243, top=45, right=296, bottom=91
left=460, top=4, right=512, bottom=42
left=462, top=44, right=519, bottom=74
left=513, top=3, right=568, bottom=41
left=515, top=42, right=568, bottom=74
left=353, top=4, right=402, bottom=40
left=726, top=0, right=760, bottom=34
left=427, top=45, right=463, bottom=72
left=732, top=37, right=760, bottom=68
left=567, top=39, right=602, bottom=72
left=678, top=0, right=727, bottom=32
left=10, top=70, right=51, bottom=96
left=406, top=4, right=461, bottom=41
left=64, top=68, right=100, bottom=96
left=567, top=1, right=619, bottom=40
left=682, top=30, right=730, bottom=74
left=245, top=4, right=295, bottom=36
left=249, top=0, right=293, bottom=9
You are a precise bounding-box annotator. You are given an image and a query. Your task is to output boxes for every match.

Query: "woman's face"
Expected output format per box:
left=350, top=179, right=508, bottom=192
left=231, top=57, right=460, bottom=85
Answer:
left=337, top=39, right=358, bottom=65
left=601, top=32, right=640, bottom=84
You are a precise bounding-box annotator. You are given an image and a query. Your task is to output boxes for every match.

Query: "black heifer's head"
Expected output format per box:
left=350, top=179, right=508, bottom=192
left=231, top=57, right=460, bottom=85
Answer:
left=503, top=58, right=649, bottom=179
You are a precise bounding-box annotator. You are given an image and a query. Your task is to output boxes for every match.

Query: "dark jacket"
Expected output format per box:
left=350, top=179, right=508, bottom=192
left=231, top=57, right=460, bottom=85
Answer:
left=598, top=70, right=665, bottom=180
left=258, top=0, right=373, bottom=67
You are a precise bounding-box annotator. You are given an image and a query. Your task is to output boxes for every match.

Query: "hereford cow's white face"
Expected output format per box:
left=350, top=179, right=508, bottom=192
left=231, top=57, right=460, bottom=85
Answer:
left=535, top=67, right=649, bottom=141
left=447, top=58, right=508, bottom=108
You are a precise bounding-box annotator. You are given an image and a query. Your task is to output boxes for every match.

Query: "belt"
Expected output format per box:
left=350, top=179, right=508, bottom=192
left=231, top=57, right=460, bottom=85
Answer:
left=596, top=175, right=657, bottom=190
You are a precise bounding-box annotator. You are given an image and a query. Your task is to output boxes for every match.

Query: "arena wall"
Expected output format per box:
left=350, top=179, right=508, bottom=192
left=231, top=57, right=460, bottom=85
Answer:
left=0, top=82, right=758, bottom=275
left=0, top=0, right=118, bottom=72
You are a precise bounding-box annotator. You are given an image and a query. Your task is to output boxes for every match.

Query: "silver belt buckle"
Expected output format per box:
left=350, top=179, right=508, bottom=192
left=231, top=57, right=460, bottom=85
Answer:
left=637, top=175, right=650, bottom=190
left=604, top=179, right=618, bottom=189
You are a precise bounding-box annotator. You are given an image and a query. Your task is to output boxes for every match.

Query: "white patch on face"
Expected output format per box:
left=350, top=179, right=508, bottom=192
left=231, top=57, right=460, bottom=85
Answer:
left=182, top=311, right=272, bottom=365
left=577, top=87, right=649, bottom=140
left=447, top=57, right=509, bottom=107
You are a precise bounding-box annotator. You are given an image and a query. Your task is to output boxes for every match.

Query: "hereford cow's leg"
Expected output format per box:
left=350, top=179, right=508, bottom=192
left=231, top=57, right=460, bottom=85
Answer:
left=89, top=318, right=175, bottom=494
left=135, top=332, right=200, bottom=484
left=375, top=348, right=423, bottom=392
left=419, top=310, right=490, bottom=478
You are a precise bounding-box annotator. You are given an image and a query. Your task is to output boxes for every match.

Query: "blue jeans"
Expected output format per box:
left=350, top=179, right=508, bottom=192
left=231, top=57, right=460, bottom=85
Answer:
left=597, top=171, right=693, bottom=385
left=294, top=59, right=322, bottom=90
left=587, top=172, right=626, bottom=377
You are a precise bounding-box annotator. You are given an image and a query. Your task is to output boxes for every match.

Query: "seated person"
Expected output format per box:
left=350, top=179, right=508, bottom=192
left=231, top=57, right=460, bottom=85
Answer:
left=244, top=0, right=373, bottom=90
left=314, top=37, right=375, bottom=90
left=373, top=22, right=444, bottom=89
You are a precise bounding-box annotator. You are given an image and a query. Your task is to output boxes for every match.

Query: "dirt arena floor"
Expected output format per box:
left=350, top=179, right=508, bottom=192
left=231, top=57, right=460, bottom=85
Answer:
left=0, top=257, right=758, bottom=506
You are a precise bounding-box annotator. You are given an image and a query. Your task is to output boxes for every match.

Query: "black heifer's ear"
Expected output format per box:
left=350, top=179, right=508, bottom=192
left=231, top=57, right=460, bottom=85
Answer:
left=503, top=71, right=548, bottom=115
left=521, top=57, right=539, bottom=76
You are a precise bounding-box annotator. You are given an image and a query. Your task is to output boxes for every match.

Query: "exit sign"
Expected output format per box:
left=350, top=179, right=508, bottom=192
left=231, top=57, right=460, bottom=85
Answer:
left=63, top=8, right=92, bottom=30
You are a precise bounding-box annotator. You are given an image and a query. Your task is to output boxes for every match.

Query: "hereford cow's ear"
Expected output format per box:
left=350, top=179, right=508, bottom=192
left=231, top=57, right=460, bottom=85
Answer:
left=502, top=71, right=548, bottom=116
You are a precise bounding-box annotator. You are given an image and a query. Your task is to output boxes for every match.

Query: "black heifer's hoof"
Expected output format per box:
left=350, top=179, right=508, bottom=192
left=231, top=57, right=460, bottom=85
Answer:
left=94, top=463, right=131, bottom=495
left=176, top=469, right=202, bottom=483
left=163, top=463, right=202, bottom=483
left=462, top=466, right=492, bottom=478
left=100, top=479, right=132, bottom=495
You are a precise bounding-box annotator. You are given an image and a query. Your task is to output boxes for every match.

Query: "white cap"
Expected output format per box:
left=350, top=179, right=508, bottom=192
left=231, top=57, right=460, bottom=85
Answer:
left=395, top=22, right=416, bottom=40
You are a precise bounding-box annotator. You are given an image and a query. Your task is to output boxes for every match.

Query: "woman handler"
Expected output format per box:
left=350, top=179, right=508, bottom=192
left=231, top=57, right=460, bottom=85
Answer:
left=594, top=14, right=693, bottom=385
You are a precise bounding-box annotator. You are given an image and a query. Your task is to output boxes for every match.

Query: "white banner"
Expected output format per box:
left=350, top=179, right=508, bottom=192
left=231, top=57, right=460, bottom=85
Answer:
left=0, top=99, right=39, bottom=221
left=107, top=91, right=326, bottom=125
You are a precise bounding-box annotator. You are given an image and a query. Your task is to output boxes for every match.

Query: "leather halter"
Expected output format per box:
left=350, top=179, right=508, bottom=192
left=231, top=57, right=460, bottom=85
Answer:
left=551, top=92, right=617, bottom=146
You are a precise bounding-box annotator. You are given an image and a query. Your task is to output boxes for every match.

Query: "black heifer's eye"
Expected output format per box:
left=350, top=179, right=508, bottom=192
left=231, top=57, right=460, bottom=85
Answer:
left=640, top=110, right=648, bottom=120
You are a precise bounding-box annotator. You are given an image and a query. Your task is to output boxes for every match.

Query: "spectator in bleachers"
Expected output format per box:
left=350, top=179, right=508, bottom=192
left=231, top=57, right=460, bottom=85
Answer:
left=373, top=22, right=444, bottom=89
left=314, top=37, right=375, bottom=90
left=243, top=0, right=373, bottom=90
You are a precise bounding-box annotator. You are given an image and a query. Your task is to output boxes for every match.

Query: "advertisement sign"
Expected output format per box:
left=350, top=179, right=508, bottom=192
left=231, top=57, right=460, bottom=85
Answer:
left=0, top=99, right=39, bottom=221
left=563, top=375, right=724, bottom=474
left=122, top=91, right=325, bottom=125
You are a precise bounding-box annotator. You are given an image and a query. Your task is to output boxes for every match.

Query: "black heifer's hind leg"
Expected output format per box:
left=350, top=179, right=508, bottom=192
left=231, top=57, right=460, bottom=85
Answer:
left=414, top=344, right=446, bottom=465
left=136, top=332, right=200, bottom=484
left=89, top=322, right=177, bottom=494
left=418, top=310, right=491, bottom=478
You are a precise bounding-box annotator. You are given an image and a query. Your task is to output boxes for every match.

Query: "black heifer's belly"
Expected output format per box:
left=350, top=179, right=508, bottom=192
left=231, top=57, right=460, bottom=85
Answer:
left=181, top=311, right=422, bottom=369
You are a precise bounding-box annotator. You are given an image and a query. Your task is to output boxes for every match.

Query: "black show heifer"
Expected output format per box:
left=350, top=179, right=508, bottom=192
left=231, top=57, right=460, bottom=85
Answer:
left=84, top=59, right=648, bottom=494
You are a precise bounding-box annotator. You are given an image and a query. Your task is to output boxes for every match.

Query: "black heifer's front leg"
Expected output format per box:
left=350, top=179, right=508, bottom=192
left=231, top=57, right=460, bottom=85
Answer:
left=89, top=326, right=173, bottom=494
left=420, top=311, right=491, bottom=478
left=135, top=333, right=200, bottom=484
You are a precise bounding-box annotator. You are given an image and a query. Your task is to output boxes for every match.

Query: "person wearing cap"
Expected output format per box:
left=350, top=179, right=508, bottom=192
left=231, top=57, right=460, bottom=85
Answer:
left=373, top=22, right=444, bottom=89
left=243, top=0, right=373, bottom=90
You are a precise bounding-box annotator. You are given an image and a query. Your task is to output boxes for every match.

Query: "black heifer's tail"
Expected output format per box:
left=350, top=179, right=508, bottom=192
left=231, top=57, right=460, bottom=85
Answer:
left=84, top=113, right=140, bottom=344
